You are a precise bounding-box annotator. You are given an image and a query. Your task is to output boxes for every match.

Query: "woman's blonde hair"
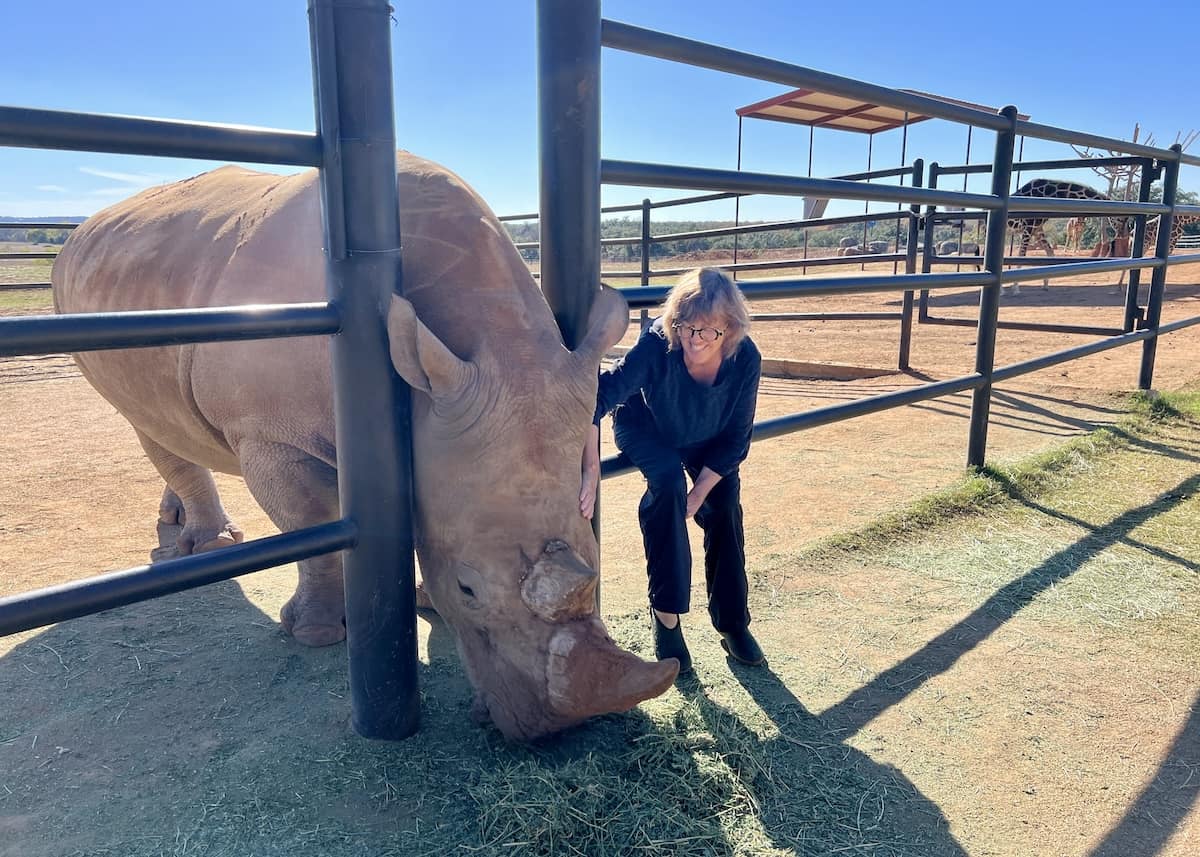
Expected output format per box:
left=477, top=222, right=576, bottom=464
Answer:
left=661, top=267, right=751, bottom=357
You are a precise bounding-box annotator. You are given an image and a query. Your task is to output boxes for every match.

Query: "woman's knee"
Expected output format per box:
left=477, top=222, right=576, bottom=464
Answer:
left=644, top=465, right=687, bottom=499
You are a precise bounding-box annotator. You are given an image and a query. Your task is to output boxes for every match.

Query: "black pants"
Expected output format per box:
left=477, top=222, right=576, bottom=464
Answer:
left=614, top=407, right=750, bottom=633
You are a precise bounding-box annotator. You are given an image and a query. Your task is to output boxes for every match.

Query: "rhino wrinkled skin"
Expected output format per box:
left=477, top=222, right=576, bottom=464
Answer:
left=52, top=151, right=678, bottom=740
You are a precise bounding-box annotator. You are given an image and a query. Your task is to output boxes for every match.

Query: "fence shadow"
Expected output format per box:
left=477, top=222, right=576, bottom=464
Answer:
left=819, top=471, right=1200, bottom=738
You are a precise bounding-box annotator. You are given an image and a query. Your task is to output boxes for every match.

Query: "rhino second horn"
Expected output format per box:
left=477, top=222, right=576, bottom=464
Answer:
left=520, top=540, right=599, bottom=622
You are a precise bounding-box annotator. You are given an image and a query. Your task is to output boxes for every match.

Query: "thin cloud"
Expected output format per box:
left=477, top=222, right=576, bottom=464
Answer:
left=77, top=166, right=169, bottom=186
left=36, top=185, right=68, bottom=193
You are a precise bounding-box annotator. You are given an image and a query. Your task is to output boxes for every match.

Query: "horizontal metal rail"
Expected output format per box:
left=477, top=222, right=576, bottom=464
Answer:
left=752, top=312, right=904, bottom=321
left=602, top=160, right=1000, bottom=209
left=0, top=303, right=341, bottom=358
left=514, top=209, right=914, bottom=252
left=0, top=105, right=322, bottom=167
left=920, top=315, right=1125, bottom=337
left=586, top=252, right=908, bottom=280
left=991, top=315, right=1200, bottom=383
left=0, top=519, right=357, bottom=637
left=1006, top=198, right=1167, bottom=216
left=600, top=373, right=986, bottom=478
left=935, top=155, right=1152, bottom=177
left=0, top=282, right=50, bottom=291
left=1015, top=118, right=1196, bottom=165
left=615, top=270, right=993, bottom=309
left=601, top=19, right=1012, bottom=131
left=0, top=221, right=79, bottom=230
left=0, top=252, right=56, bottom=260
left=999, top=256, right=1159, bottom=283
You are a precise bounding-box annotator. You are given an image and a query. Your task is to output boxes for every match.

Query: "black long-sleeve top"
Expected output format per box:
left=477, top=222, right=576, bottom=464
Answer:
left=593, top=318, right=761, bottom=477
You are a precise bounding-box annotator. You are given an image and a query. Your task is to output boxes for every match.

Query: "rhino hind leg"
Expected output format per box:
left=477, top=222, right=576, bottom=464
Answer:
left=136, top=431, right=245, bottom=563
left=237, top=442, right=345, bottom=647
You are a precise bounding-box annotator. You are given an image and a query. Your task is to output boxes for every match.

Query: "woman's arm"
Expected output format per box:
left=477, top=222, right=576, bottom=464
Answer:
left=686, top=466, right=722, bottom=518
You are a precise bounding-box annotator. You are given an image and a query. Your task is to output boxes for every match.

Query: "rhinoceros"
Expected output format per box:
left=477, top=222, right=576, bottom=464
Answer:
left=52, top=151, right=678, bottom=740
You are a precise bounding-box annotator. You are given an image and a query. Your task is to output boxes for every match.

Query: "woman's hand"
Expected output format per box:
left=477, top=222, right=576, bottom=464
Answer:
left=579, top=424, right=602, bottom=519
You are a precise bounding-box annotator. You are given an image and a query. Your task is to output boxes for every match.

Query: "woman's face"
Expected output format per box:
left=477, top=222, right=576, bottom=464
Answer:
left=675, top=313, right=727, bottom=362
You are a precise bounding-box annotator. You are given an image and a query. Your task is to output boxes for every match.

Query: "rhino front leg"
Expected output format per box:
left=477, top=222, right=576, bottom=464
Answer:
left=237, top=442, right=345, bottom=647
left=135, top=430, right=245, bottom=562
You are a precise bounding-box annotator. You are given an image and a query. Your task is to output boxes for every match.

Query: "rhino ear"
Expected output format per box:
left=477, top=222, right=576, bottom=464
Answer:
left=386, top=294, right=473, bottom=400
left=572, top=284, right=630, bottom=366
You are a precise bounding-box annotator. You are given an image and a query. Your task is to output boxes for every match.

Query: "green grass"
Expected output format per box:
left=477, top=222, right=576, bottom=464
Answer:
left=809, top=390, right=1196, bottom=559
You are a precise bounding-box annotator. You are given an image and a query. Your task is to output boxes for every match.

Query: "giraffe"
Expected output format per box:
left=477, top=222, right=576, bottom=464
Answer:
left=1141, top=214, right=1200, bottom=256
left=1065, top=217, right=1086, bottom=253
left=1004, top=178, right=1110, bottom=295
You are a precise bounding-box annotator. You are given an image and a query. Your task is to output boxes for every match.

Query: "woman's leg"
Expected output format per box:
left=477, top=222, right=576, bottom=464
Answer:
left=687, top=464, right=750, bottom=633
left=614, top=410, right=691, bottom=616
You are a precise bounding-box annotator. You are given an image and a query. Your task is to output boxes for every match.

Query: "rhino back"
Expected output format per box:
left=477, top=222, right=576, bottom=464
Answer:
left=53, top=166, right=333, bottom=474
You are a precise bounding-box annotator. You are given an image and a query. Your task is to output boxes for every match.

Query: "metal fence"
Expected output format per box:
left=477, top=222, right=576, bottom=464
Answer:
left=0, top=0, right=418, bottom=740
left=535, top=2, right=1200, bottom=486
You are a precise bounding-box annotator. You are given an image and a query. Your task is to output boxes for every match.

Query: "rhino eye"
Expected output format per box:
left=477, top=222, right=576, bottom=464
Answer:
left=456, top=565, right=486, bottom=609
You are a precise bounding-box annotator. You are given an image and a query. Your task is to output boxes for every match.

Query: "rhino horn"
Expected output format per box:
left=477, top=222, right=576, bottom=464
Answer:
left=546, top=622, right=678, bottom=720
left=521, top=540, right=599, bottom=622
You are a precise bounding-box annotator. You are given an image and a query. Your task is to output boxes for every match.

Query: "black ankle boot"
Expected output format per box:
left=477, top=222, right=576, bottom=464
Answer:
left=720, top=628, right=765, bottom=666
left=652, top=611, right=692, bottom=675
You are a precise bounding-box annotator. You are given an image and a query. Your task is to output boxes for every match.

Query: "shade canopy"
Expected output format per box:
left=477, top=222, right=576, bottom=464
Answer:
left=736, top=88, right=1028, bottom=134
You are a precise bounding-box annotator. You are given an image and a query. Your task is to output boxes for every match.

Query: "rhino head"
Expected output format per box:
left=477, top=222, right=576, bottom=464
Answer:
left=381, top=159, right=677, bottom=739
left=386, top=287, right=677, bottom=740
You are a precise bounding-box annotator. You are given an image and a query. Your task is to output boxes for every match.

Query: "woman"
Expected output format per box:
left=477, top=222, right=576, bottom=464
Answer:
left=579, top=267, right=763, bottom=673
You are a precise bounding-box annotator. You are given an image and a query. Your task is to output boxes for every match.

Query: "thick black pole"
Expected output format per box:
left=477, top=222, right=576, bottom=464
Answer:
left=1139, top=145, right=1182, bottom=391
left=1123, top=160, right=1156, bottom=333
left=967, top=106, right=1019, bottom=468
left=309, top=0, right=418, bottom=739
left=538, top=0, right=603, bottom=593
left=537, top=0, right=601, bottom=349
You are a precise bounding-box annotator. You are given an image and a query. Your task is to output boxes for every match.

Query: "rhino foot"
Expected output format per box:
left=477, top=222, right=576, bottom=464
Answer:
left=280, top=591, right=346, bottom=647
left=149, top=519, right=244, bottom=563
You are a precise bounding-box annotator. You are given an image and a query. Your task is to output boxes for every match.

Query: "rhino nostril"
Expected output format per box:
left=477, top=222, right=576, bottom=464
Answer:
left=458, top=583, right=476, bottom=598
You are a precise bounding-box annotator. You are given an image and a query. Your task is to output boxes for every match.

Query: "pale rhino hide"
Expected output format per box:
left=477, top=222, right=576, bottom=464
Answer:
left=52, top=151, right=677, bottom=741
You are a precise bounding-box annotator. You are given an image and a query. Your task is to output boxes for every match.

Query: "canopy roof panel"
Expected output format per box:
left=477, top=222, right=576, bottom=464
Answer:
left=736, top=88, right=1029, bottom=134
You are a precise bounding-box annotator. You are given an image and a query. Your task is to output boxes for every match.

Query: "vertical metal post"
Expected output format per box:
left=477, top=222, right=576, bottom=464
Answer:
left=1138, top=145, right=1182, bottom=391
left=803, top=125, right=813, bottom=273
left=898, top=158, right=923, bottom=370
left=893, top=114, right=909, bottom=276
left=861, top=133, right=873, bottom=269
left=1123, top=159, right=1156, bottom=333
left=957, top=126, right=973, bottom=268
left=733, top=116, right=742, bottom=268
left=537, top=0, right=602, bottom=595
left=919, top=162, right=940, bottom=321
left=309, top=0, right=417, bottom=739
left=537, top=0, right=601, bottom=350
left=967, top=106, right=1019, bottom=468
left=640, top=198, right=651, bottom=330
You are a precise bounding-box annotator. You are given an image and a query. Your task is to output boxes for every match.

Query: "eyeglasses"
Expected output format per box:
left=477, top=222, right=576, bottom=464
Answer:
left=673, top=323, right=724, bottom=342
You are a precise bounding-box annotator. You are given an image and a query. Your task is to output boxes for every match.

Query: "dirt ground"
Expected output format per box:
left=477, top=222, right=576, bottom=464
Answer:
left=1, top=261, right=1199, bottom=855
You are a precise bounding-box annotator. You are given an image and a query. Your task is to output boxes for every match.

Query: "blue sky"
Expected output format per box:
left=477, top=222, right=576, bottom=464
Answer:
left=1, top=0, right=1196, bottom=222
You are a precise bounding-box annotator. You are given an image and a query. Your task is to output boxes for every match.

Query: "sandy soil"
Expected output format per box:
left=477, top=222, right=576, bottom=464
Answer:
left=1, top=260, right=1198, bottom=855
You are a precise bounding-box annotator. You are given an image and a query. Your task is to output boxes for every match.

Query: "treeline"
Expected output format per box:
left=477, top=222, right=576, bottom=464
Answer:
left=0, top=217, right=84, bottom=245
